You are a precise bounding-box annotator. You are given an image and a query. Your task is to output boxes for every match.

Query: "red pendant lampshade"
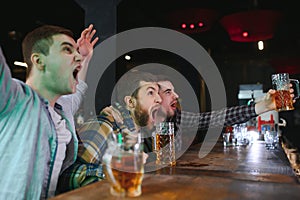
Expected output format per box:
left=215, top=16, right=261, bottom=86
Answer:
left=220, top=10, right=283, bottom=42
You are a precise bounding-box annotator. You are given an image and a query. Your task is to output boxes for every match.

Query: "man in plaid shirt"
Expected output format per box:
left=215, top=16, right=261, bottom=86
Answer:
left=156, top=74, right=278, bottom=130
left=57, top=70, right=161, bottom=193
left=156, top=75, right=274, bottom=154
left=57, top=70, right=294, bottom=193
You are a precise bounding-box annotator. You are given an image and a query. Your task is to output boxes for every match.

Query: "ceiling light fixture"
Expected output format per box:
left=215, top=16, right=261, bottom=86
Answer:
left=14, top=61, right=27, bottom=68
left=166, top=8, right=219, bottom=33
left=220, top=10, right=283, bottom=42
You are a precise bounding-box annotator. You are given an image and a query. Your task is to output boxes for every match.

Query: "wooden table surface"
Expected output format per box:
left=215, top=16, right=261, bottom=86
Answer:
left=51, top=140, right=300, bottom=200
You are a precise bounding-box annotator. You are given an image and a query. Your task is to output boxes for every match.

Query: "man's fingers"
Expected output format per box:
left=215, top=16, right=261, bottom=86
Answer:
left=111, top=106, right=124, bottom=124
left=91, top=37, right=99, bottom=46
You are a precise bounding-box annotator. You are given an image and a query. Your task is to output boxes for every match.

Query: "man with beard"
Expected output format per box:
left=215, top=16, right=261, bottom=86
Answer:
left=57, top=70, right=161, bottom=193
left=103, top=73, right=296, bottom=155
left=156, top=75, right=295, bottom=129
left=156, top=74, right=296, bottom=154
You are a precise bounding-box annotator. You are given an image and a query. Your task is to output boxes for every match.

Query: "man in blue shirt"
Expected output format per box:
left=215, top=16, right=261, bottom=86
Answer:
left=0, top=24, right=98, bottom=199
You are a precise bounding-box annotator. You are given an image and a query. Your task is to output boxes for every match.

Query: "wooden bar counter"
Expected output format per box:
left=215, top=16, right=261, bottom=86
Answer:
left=51, top=139, right=300, bottom=199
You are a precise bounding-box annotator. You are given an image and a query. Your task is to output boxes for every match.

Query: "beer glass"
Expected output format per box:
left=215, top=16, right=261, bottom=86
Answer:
left=222, top=126, right=235, bottom=147
left=271, top=73, right=300, bottom=111
left=154, top=122, right=176, bottom=166
left=263, top=125, right=278, bottom=150
left=103, top=131, right=144, bottom=197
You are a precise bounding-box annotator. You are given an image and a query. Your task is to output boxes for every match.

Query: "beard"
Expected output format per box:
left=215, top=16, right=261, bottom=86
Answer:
left=133, top=101, right=149, bottom=127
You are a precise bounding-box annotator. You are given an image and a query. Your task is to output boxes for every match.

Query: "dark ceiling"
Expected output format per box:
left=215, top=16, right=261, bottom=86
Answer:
left=0, top=0, right=85, bottom=80
left=1, top=0, right=300, bottom=80
left=117, top=0, right=300, bottom=61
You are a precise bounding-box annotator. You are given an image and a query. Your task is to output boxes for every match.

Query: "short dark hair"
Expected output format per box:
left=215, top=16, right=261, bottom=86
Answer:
left=22, top=25, right=74, bottom=79
left=155, top=74, right=171, bottom=82
left=113, top=70, right=157, bottom=106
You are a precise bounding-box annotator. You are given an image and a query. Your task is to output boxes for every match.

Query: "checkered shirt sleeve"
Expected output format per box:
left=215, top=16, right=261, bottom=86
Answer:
left=177, top=103, right=257, bottom=129
left=57, top=161, right=104, bottom=193
left=76, top=118, right=114, bottom=165
left=56, top=118, right=113, bottom=193
left=57, top=104, right=136, bottom=193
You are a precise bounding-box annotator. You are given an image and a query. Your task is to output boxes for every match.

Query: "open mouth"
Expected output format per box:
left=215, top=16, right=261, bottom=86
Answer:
left=170, top=101, right=178, bottom=110
left=152, top=108, right=158, bottom=121
left=73, top=67, right=80, bottom=81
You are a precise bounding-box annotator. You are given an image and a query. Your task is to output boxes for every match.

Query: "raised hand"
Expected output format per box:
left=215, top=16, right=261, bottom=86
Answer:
left=255, top=83, right=296, bottom=115
left=77, top=24, right=99, bottom=58
left=77, top=24, right=99, bottom=81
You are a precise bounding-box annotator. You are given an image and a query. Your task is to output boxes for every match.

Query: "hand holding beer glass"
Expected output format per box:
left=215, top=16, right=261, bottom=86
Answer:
left=272, top=73, right=300, bottom=111
left=103, top=130, right=144, bottom=197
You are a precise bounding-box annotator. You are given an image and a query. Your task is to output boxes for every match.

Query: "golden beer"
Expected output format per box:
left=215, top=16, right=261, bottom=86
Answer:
left=271, top=73, right=300, bottom=111
left=104, top=150, right=144, bottom=197
left=153, top=122, right=176, bottom=166
left=273, top=90, right=294, bottom=111
left=155, top=123, right=176, bottom=166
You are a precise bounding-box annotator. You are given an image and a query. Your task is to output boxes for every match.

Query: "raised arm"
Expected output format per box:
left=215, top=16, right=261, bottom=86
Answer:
left=57, top=24, right=98, bottom=115
left=254, top=88, right=294, bottom=114
left=178, top=104, right=257, bottom=129
left=177, top=88, right=295, bottom=130
left=0, top=46, right=20, bottom=114
left=77, top=24, right=99, bottom=82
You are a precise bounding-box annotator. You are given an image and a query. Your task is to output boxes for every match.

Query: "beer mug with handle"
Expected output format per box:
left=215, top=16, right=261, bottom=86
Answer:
left=103, top=130, right=144, bottom=197
left=271, top=73, right=300, bottom=111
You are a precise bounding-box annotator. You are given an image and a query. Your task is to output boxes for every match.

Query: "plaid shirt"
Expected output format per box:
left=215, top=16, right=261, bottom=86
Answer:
left=175, top=103, right=257, bottom=129
left=170, top=103, right=257, bottom=153
left=57, top=103, right=257, bottom=193
left=57, top=103, right=135, bottom=193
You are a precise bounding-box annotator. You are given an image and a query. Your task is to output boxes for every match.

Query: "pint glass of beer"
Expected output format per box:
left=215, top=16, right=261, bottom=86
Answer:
left=271, top=73, right=300, bottom=111
left=103, top=131, right=144, bottom=197
left=154, top=122, right=176, bottom=166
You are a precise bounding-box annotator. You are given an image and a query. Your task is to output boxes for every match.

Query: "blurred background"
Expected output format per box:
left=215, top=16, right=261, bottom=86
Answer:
left=1, top=0, right=299, bottom=147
